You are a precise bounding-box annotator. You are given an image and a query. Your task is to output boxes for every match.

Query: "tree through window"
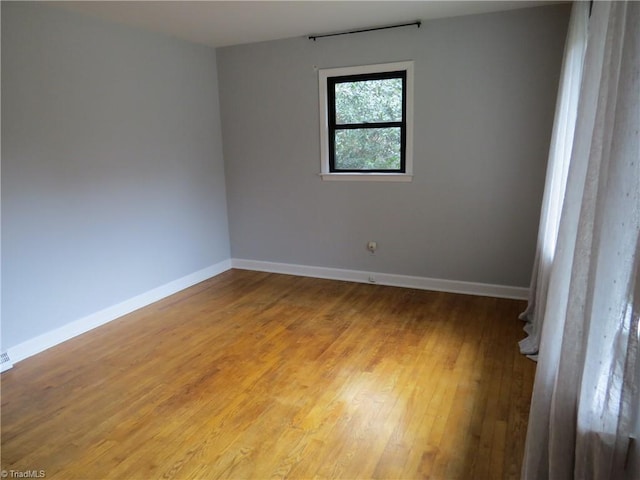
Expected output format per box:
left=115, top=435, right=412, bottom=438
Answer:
left=319, top=62, right=414, bottom=180
left=330, top=72, right=405, bottom=171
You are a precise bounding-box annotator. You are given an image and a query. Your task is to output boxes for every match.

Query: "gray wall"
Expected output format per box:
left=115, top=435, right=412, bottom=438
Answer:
left=1, top=2, right=569, bottom=353
left=1, top=3, right=230, bottom=350
left=218, top=4, right=570, bottom=287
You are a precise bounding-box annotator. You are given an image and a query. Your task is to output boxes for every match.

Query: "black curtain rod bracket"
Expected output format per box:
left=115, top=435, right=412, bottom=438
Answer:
left=309, top=20, right=421, bottom=41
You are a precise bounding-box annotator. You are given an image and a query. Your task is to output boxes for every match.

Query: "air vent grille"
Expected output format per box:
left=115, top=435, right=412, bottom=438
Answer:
left=1, top=352, right=13, bottom=372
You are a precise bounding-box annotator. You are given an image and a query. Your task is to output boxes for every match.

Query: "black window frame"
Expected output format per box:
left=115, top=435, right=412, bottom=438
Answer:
left=327, top=70, right=407, bottom=173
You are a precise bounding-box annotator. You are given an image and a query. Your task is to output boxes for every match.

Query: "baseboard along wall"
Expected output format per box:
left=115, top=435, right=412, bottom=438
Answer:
left=3, top=258, right=527, bottom=368
left=6, top=260, right=232, bottom=365
left=231, top=259, right=529, bottom=300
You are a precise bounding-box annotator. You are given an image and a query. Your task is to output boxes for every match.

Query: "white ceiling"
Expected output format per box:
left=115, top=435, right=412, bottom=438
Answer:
left=54, top=1, right=562, bottom=48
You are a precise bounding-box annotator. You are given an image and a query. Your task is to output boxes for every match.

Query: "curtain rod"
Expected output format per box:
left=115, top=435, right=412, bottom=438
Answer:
left=308, top=20, right=421, bottom=41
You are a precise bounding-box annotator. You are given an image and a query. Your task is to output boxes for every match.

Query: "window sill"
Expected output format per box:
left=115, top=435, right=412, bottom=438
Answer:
left=319, top=173, right=413, bottom=182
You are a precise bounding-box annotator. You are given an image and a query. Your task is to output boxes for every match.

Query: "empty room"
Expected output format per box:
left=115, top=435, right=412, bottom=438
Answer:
left=1, top=1, right=638, bottom=479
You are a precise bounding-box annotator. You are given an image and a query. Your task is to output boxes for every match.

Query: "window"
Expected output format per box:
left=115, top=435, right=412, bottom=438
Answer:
left=319, top=61, right=414, bottom=181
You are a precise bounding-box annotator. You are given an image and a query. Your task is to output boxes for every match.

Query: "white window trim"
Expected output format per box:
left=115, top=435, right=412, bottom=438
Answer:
left=318, top=61, right=414, bottom=182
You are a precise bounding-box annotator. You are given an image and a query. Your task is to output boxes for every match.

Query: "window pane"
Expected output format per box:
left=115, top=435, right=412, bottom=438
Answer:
left=334, top=128, right=401, bottom=170
left=335, top=78, right=402, bottom=124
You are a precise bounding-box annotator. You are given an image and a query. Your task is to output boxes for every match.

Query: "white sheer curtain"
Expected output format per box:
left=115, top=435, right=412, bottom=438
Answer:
left=522, top=1, right=640, bottom=479
left=519, top=1, right=588, bottom=357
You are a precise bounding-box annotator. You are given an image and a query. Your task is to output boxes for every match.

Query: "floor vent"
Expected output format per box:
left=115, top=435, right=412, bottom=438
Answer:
left=1, top=352, right=13, bottom=373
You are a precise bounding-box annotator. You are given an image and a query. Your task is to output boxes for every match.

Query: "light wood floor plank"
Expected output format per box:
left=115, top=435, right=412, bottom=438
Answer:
left=1, top=269, right=535, bottom=479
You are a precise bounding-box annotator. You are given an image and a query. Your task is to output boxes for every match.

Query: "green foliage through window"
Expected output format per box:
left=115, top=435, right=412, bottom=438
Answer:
left=335, top=79, right=403, bottom=124
left=335, top=128, right=401, bottom=170
left=328, top=71, right=405, bottom=172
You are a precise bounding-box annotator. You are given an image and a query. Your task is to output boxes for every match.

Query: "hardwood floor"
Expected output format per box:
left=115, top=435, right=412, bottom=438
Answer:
left=1, top=269, right=535, bottom=479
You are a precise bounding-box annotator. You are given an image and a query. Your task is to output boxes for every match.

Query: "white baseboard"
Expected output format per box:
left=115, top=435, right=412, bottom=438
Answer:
left=231, top=258, right=528, bottom=300
left=5, top=258, right=527, bottom=366
left=7, top=260, right=232, bottom=364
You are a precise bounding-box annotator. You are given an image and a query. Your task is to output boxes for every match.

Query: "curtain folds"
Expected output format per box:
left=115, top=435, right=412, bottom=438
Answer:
left=521, top=1, right=640, bottom=479
left=518, top=1, right=588, bottom=357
